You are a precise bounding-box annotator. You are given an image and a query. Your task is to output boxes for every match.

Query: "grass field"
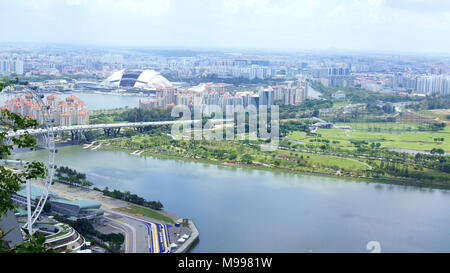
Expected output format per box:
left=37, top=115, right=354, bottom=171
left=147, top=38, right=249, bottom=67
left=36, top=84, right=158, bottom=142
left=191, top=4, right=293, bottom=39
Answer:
left=419, top=109, right=450, bottom=123
left=116, top=204, right=174, bottom=224
left=276, top=149, right=369, bottom=171
left=287, top=124, right=450, bottom=152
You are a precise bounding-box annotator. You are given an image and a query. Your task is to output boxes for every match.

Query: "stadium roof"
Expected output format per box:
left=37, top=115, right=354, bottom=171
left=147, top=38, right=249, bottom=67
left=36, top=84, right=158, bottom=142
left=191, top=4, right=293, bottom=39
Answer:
left=102, top=69, right=172, bottom=89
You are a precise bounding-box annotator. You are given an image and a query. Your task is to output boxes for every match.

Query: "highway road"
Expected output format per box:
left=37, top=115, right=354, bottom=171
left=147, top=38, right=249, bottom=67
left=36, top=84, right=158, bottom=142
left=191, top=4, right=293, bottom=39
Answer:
left=104, top=210, right=171, bottom=253
left=104, top=215, right=137, bottom=253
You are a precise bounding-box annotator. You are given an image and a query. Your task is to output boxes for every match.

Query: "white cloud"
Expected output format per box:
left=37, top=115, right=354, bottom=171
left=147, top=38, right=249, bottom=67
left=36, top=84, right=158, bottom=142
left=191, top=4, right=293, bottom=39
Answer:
left=384, top=0, right=450, bottom=13
left=113, top=0, right=171, bottom=16
left=66, top=0, right=82, bottom=6
left=0, top=0, right=449, bottom=53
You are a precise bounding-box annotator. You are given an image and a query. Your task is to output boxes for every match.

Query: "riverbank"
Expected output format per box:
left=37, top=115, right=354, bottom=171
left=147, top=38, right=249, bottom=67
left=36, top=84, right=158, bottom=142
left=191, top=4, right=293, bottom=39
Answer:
left=14, top=137, right=448, bottom=189
left=30, top=175, right=204, bottom=252
left=30, top=179, right=175, bottom=219
left=95, top=140, right=450, bottom=190
left=15, top=143, right=450, bottom=252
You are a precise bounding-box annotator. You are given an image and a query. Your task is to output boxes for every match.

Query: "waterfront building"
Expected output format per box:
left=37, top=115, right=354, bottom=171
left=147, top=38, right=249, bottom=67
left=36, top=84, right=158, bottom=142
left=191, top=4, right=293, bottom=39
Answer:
left=49, top=199, right=103, bottom=220
left=3, top=93, right=89, bottom=126
left=139, top=79, right=307, bottom=110
left=11, top=185, right=59, bottom=209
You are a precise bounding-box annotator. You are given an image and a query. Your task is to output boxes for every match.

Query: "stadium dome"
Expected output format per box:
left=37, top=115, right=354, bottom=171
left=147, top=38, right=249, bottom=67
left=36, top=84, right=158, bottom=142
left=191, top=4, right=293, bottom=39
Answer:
left=102, top=69, right=171, bottom=89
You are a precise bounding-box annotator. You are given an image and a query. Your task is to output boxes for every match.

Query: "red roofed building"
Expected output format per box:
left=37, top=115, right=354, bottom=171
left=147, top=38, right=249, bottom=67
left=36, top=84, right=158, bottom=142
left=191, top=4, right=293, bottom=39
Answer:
left=3, top=93, right=89, bottom=126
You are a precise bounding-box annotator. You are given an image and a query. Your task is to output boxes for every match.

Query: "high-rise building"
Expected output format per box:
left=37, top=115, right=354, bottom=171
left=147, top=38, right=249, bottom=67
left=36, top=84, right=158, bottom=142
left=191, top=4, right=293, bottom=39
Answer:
left=0, top=58, right=24, bottom=75
left=392, top=73, right=417, bottom=90
left=258, top=87, right=274, bottom=107
left=12, top=59, right=24, bottom=75
left=415, top=75, right=450, bottom=95
left=0, top=59, right=10, bottom=75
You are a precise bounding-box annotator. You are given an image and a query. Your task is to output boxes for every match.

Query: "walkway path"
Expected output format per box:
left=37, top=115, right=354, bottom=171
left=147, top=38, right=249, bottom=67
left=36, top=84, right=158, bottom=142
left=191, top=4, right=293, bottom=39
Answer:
left=91, top=144, right=102, bottom=150
left=83, top=141, right=96, bottom=149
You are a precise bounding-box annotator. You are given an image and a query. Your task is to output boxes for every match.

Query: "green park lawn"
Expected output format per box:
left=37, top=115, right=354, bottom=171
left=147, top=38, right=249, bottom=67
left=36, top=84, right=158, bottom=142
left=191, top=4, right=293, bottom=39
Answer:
left=275, top=149, right=369, bottom=171
left=287, top=124, right=450, bottom=153
left=116, top=204, right=174, bottom=224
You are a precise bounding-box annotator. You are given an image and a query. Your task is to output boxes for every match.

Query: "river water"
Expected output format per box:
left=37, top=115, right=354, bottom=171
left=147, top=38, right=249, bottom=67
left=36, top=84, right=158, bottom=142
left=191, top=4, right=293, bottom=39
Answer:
left=13, top=145, right=450, bottom=253
left=0, top=92, right=151, bottom=111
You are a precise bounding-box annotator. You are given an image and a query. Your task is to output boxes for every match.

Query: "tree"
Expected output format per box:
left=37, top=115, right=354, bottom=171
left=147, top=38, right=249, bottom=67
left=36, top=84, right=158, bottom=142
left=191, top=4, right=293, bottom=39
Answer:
left=1, top=223, right=56, bottom=253
left=0, top=77, right=47, bottom=251
left=430, top=148, right=445, bottom=155
left=11, top=229, right=56, bottom=253
left=228, top=153, right=237, bottom=161
left=241, top=154, right=254, bottom=164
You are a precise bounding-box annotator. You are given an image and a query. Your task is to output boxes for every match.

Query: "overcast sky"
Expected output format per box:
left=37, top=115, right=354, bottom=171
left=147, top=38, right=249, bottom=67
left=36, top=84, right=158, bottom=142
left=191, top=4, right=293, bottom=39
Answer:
left=1, top=0, right=450, bottom=54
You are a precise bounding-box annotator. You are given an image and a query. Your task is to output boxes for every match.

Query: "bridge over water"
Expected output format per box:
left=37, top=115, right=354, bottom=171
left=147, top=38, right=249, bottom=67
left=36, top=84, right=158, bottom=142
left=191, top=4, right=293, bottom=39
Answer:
left=4, top=119, right=204, bottom=147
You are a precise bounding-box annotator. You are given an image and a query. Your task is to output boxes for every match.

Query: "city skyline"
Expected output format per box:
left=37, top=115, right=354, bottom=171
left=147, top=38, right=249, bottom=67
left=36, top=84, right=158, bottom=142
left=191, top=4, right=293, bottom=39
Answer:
left=1, top=0, right=450, bottom=55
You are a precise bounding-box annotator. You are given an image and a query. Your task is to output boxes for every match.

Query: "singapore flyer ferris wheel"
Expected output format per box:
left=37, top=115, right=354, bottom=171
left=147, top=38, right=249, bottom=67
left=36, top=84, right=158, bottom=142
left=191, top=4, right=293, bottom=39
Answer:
left=20, top=88, right=56, bottom=236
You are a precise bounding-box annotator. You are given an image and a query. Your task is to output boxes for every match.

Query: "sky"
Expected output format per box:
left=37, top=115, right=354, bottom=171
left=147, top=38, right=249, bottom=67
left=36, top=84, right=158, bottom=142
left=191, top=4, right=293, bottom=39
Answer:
left=1, top=0, right=450, bottom=54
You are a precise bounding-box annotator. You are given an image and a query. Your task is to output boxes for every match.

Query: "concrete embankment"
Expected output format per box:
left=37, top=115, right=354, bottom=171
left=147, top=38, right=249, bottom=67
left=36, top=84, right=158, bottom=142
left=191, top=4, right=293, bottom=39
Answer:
left=175, top=220, right=199, bottom=253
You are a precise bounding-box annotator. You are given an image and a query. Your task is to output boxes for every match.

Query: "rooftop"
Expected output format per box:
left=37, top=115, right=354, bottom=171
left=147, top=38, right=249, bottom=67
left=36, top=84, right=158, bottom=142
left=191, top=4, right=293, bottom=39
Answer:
left=15, top=185, right=58, bottom=200
left=51, top=199, right=101, bottom=210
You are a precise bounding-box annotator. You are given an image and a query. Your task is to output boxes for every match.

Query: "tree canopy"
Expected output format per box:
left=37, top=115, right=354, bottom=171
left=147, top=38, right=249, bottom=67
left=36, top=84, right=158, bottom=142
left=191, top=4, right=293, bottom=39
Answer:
left=0, top=77, right=49, bottom=252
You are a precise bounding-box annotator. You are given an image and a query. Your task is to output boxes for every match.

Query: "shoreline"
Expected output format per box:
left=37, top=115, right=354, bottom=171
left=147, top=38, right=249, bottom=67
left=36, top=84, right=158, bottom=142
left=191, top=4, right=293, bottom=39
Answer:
left=96, top=141, right=450, bottom=190
left=30, top=179, right=201, bottom=253
left=14, top=140, right=450, bottom=190
left=174, top=220, right=200, bottom=253
left=31, top=178, right=179, bottom=221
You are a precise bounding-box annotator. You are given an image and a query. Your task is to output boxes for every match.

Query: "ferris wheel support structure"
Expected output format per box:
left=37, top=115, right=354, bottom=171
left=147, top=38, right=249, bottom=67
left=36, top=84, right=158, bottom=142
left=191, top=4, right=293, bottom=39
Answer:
left=21, top=89, right=56, bottom=236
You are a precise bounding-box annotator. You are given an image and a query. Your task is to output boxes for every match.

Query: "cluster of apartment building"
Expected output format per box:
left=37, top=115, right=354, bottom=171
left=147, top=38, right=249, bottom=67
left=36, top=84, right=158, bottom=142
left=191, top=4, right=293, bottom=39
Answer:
left=139, top=80, right=308, bottom=110
left=0, top=58, right=24, bottom=75
left=3, top=93, right=89, bottom=126
left=209, top=64, right=278, bottom=80
left=392, top=74, right=450, bottom=95
left=310, top=66, right=355, bottom=88
left=309, top=66, right=450, bottom=96
left=165, top=57, right=299, bottom=80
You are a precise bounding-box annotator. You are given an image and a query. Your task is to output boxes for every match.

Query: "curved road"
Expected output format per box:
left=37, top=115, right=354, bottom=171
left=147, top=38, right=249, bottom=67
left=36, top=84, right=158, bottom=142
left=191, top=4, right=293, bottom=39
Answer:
left=104, top=209, right=171, bottom=253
